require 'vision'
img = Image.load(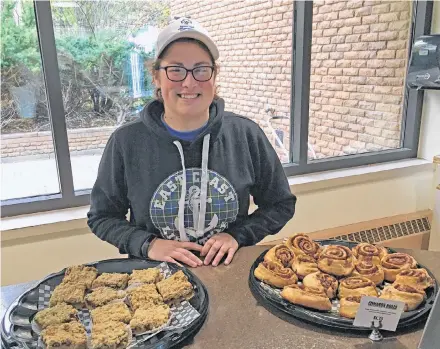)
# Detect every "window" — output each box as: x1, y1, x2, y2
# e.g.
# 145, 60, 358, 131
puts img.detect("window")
49, 0, 167, 190
309, 1, 411, 160
0, 0, 433, 217
1, 0, 59, 201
